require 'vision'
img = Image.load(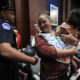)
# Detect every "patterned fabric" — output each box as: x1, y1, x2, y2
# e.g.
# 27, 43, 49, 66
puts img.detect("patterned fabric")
35, 33, 57, 57
35, 33, 69, 80
39, 33, 70, 64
